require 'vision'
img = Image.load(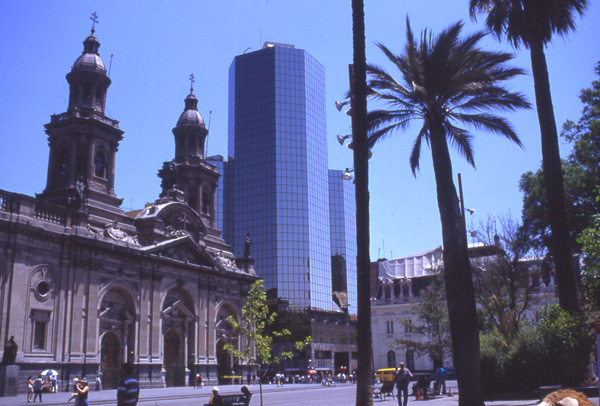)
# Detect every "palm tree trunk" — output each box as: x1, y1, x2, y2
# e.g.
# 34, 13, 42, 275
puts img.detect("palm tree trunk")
429, 123, 483, 406
351, 0, 373, 405
529, 41, 581, 313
